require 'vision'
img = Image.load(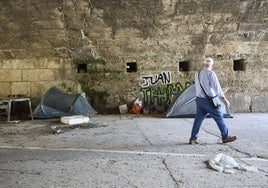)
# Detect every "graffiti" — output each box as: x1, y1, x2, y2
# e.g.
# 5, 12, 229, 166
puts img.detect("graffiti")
141, 71, 172, 87
139, 71, 193, 105
140, 82, 192, 105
